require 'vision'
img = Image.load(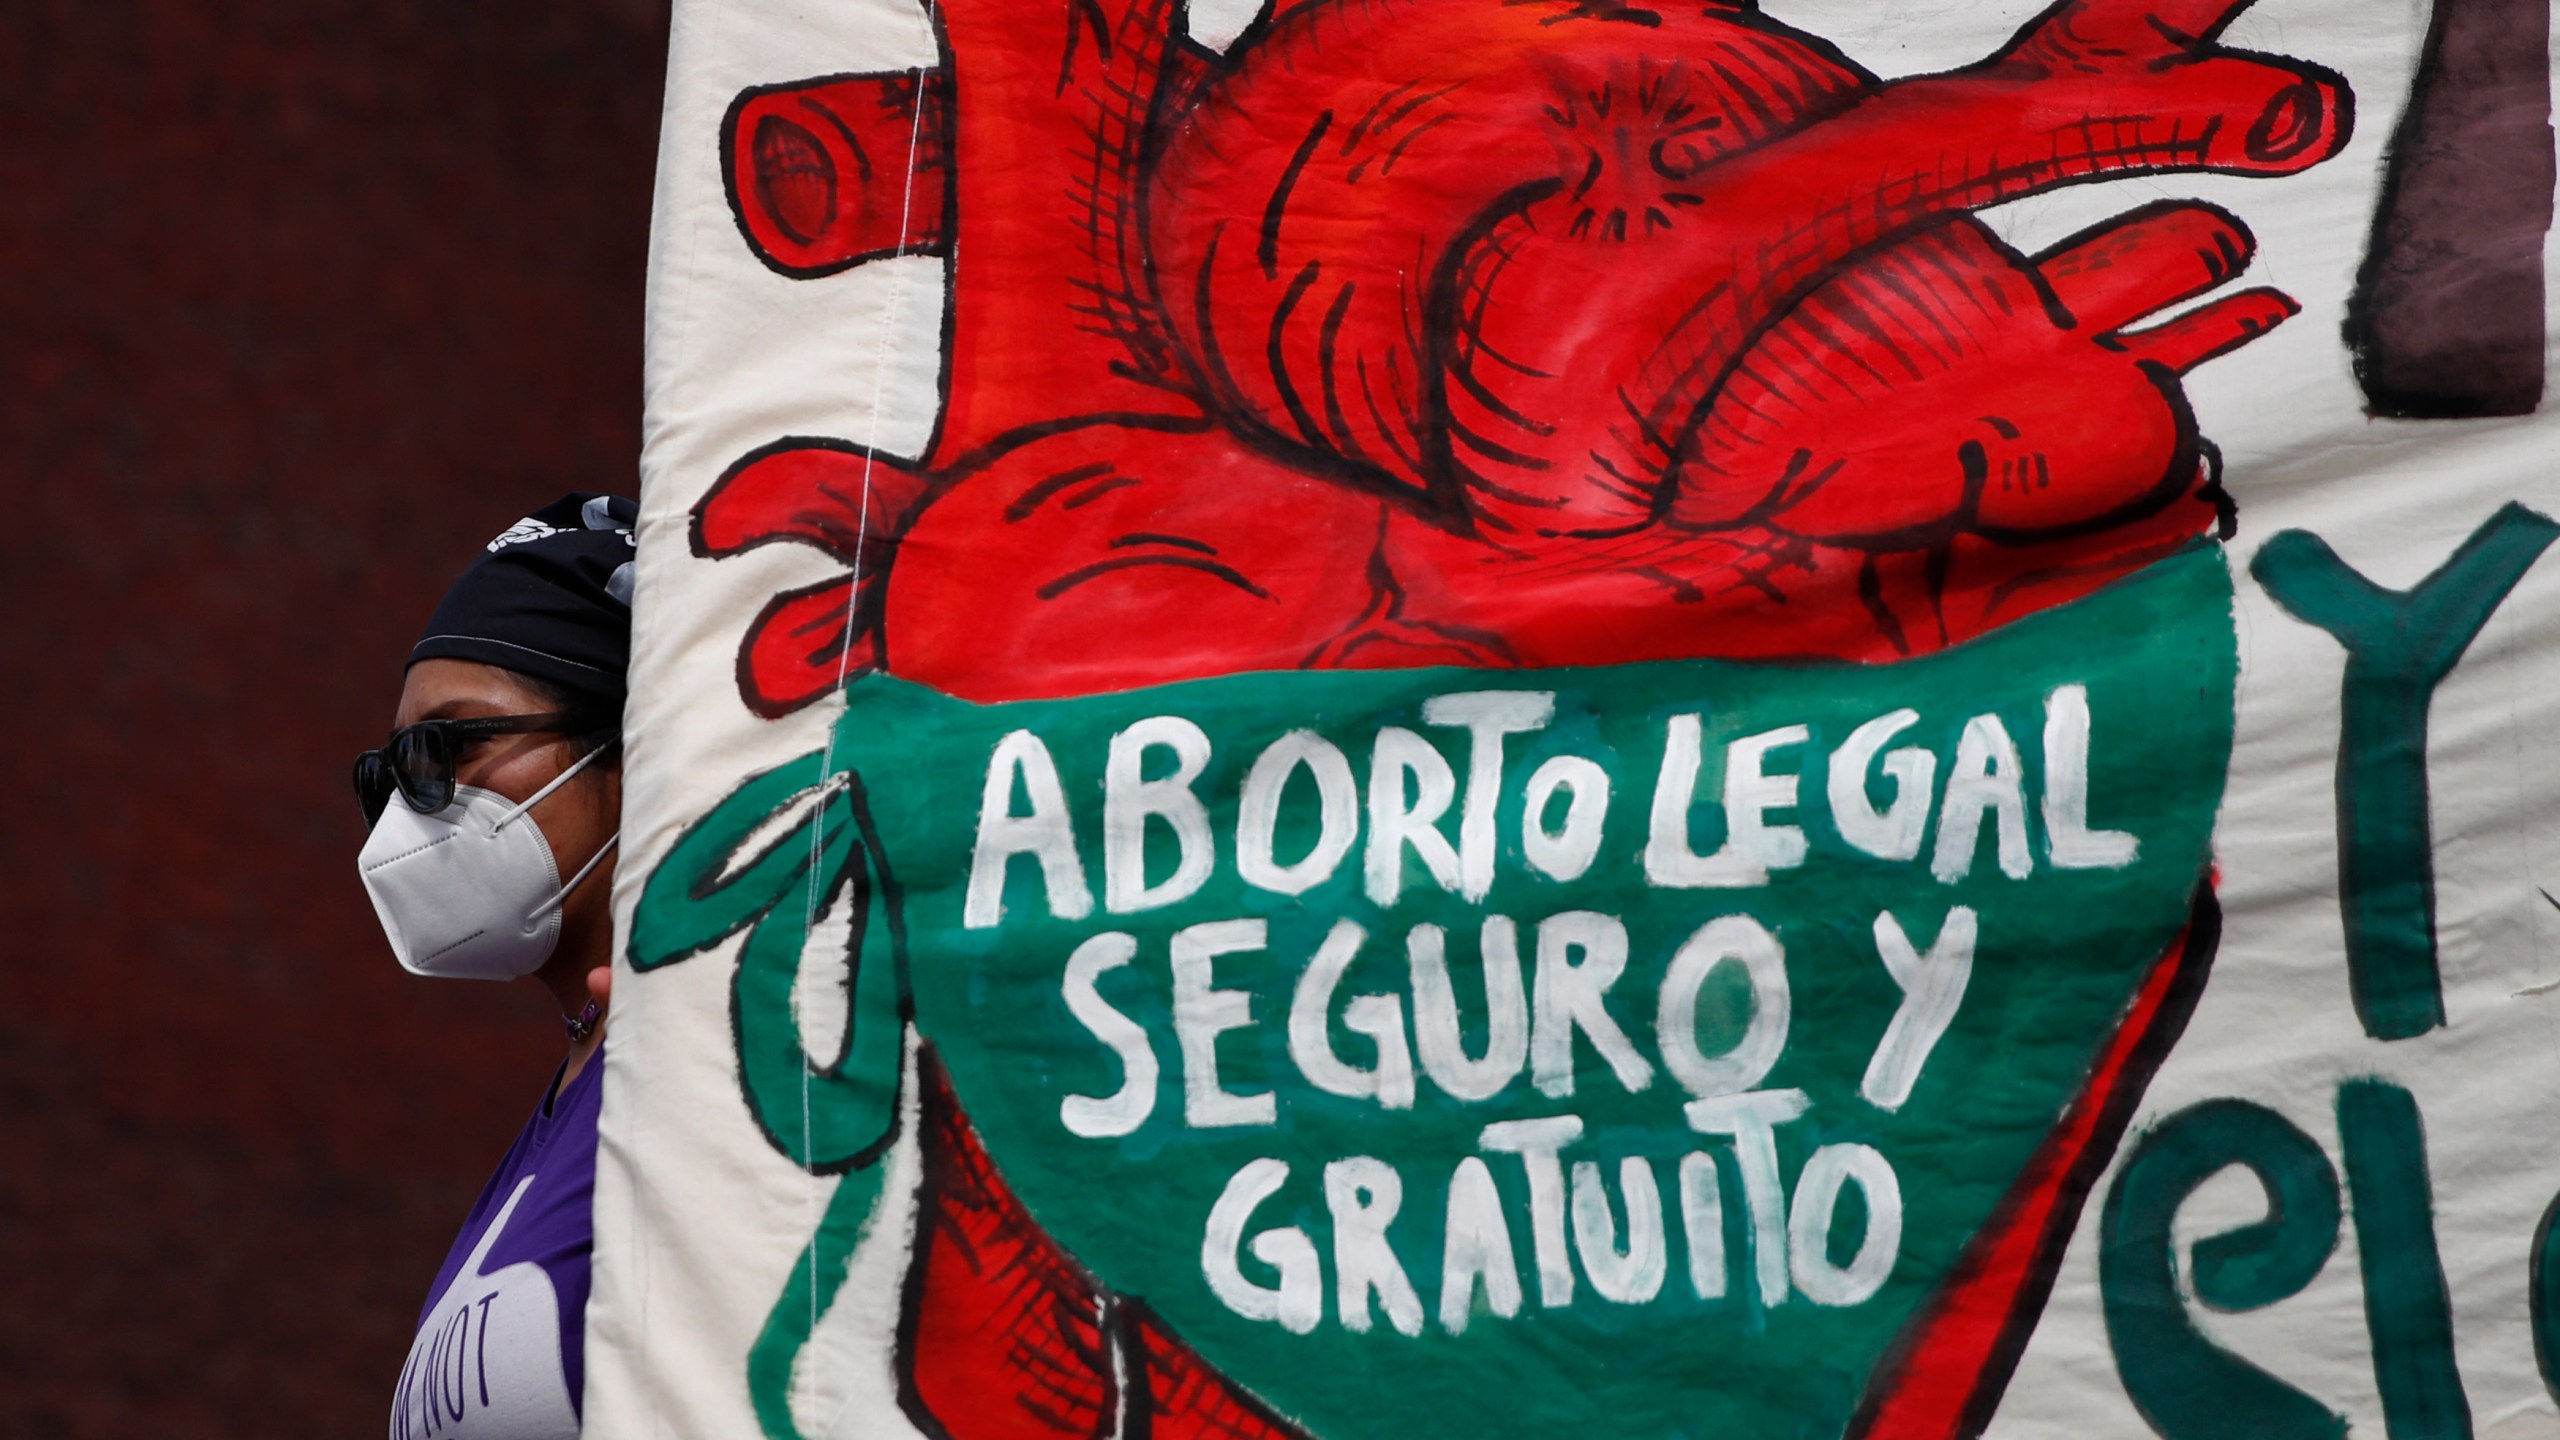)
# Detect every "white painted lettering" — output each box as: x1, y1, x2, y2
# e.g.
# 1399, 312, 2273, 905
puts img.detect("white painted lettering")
1203, 1159, 1321, 1332
1656, 914, 1789, 1099
1570, 1156, 1667, 1304
1326, 1158, 1424, 1336
1480, 1115, 1584, 1308
1858, 908, 1976, 1113
1103, 716, 1215, 913
1171, 919, 1276, 1128
1366, 728, 1464, 905
1438, 1156, 1523, 1335
1788, 1143, 1901, 1307
1289, 920, 1415, 1110
964, 730, 1093, 928
1236, 730, 1360, 895
2042, 684, 2138, 869
1421, 690, 1556, 901
1059, 932, 1157, 1138
1530, 912, 1653, 1098
1931, 714, 2032, 883
1410, 918, 1529, 1103
1647, 719, 1810, 887
1521, 755, 1611, 882
1683, 1088, 1811, 1306
1829, 709, 1936, 862
1678, 1152, 1726, 1300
